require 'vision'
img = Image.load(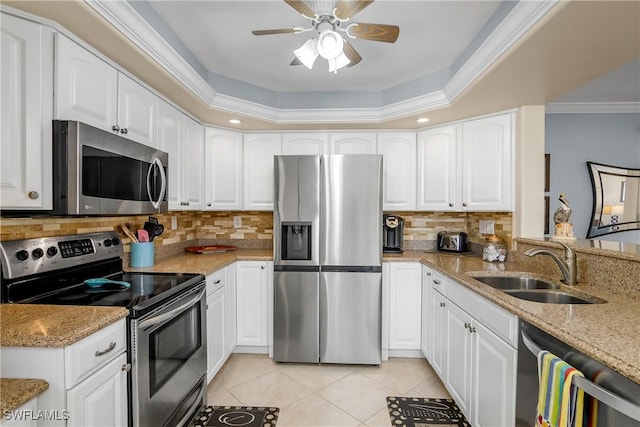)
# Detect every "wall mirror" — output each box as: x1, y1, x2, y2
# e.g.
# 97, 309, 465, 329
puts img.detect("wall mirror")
586, 162, 640, 238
